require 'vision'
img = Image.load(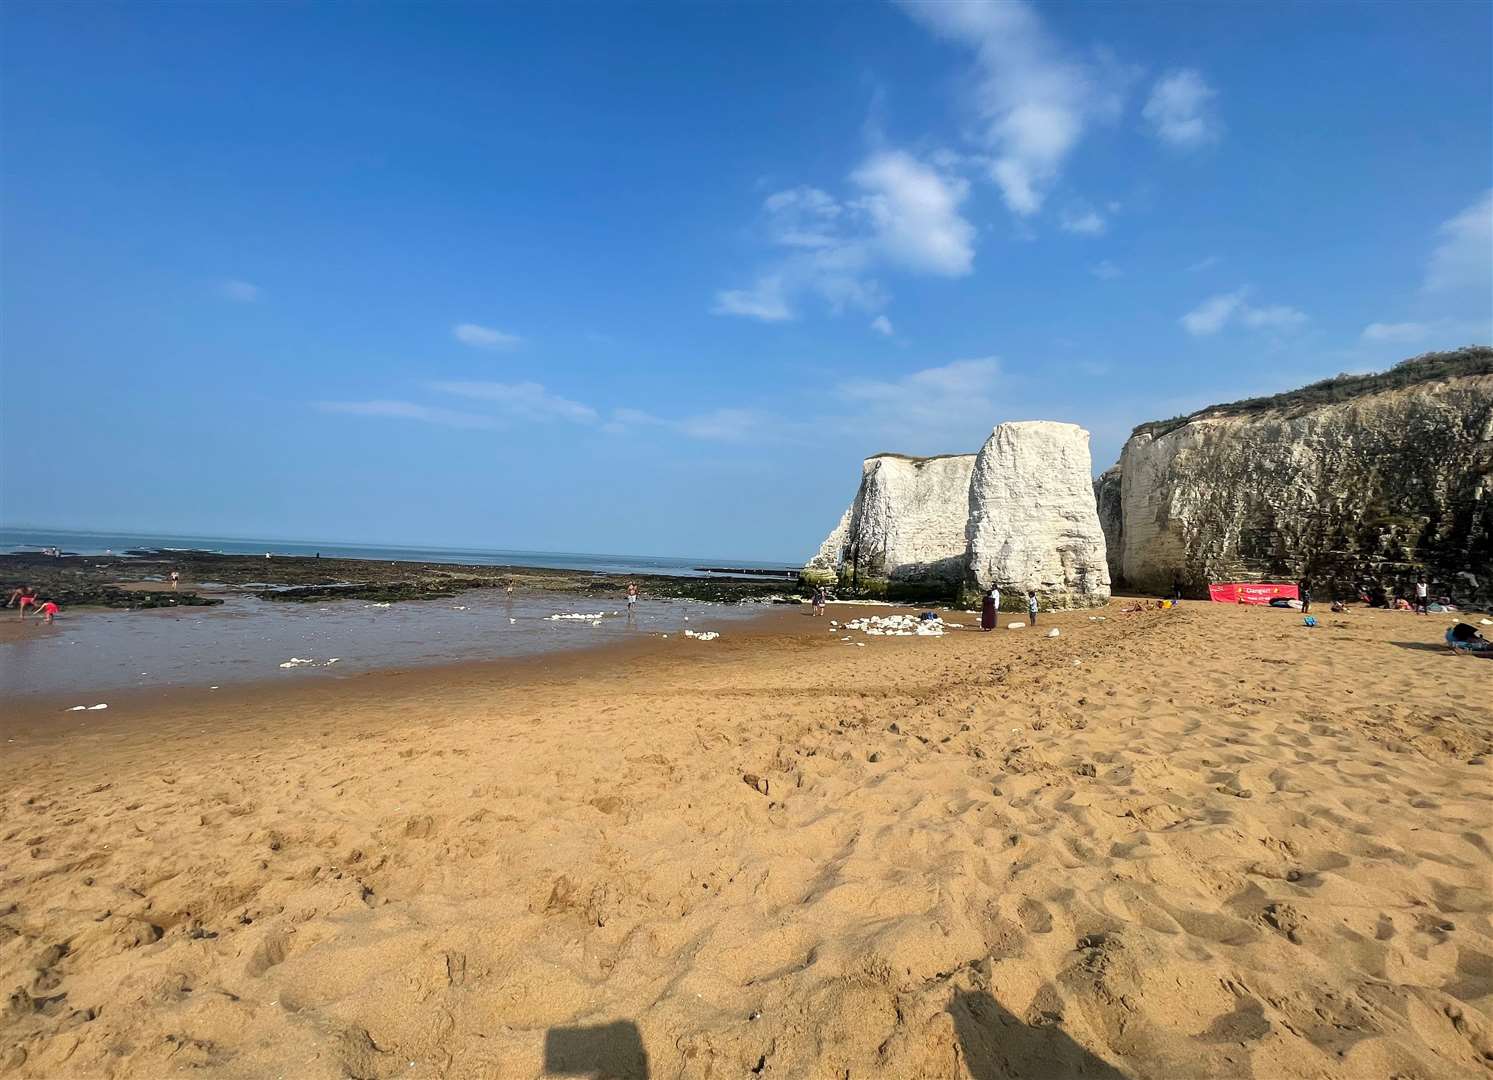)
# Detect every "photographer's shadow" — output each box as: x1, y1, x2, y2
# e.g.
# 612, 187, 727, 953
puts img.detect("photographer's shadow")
543, 1020, 649, 1079
950, 988, 1126, 1079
